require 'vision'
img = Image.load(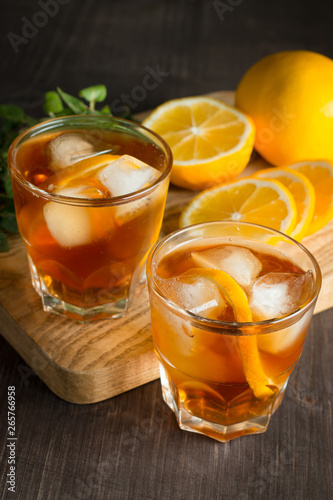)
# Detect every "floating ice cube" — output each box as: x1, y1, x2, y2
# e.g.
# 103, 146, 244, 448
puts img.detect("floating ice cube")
47, 133, 97, 169
54, 185, 106, 200
191, 245, 262, 289
43, 197, 92, 247
257, 309, 313, 353
156, 274, 226, 319
249, 271, 313, 321
54, 186, 88, 198
98, 154, 161, 223
97, 154, 160, 197
43, 186, 116, 246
